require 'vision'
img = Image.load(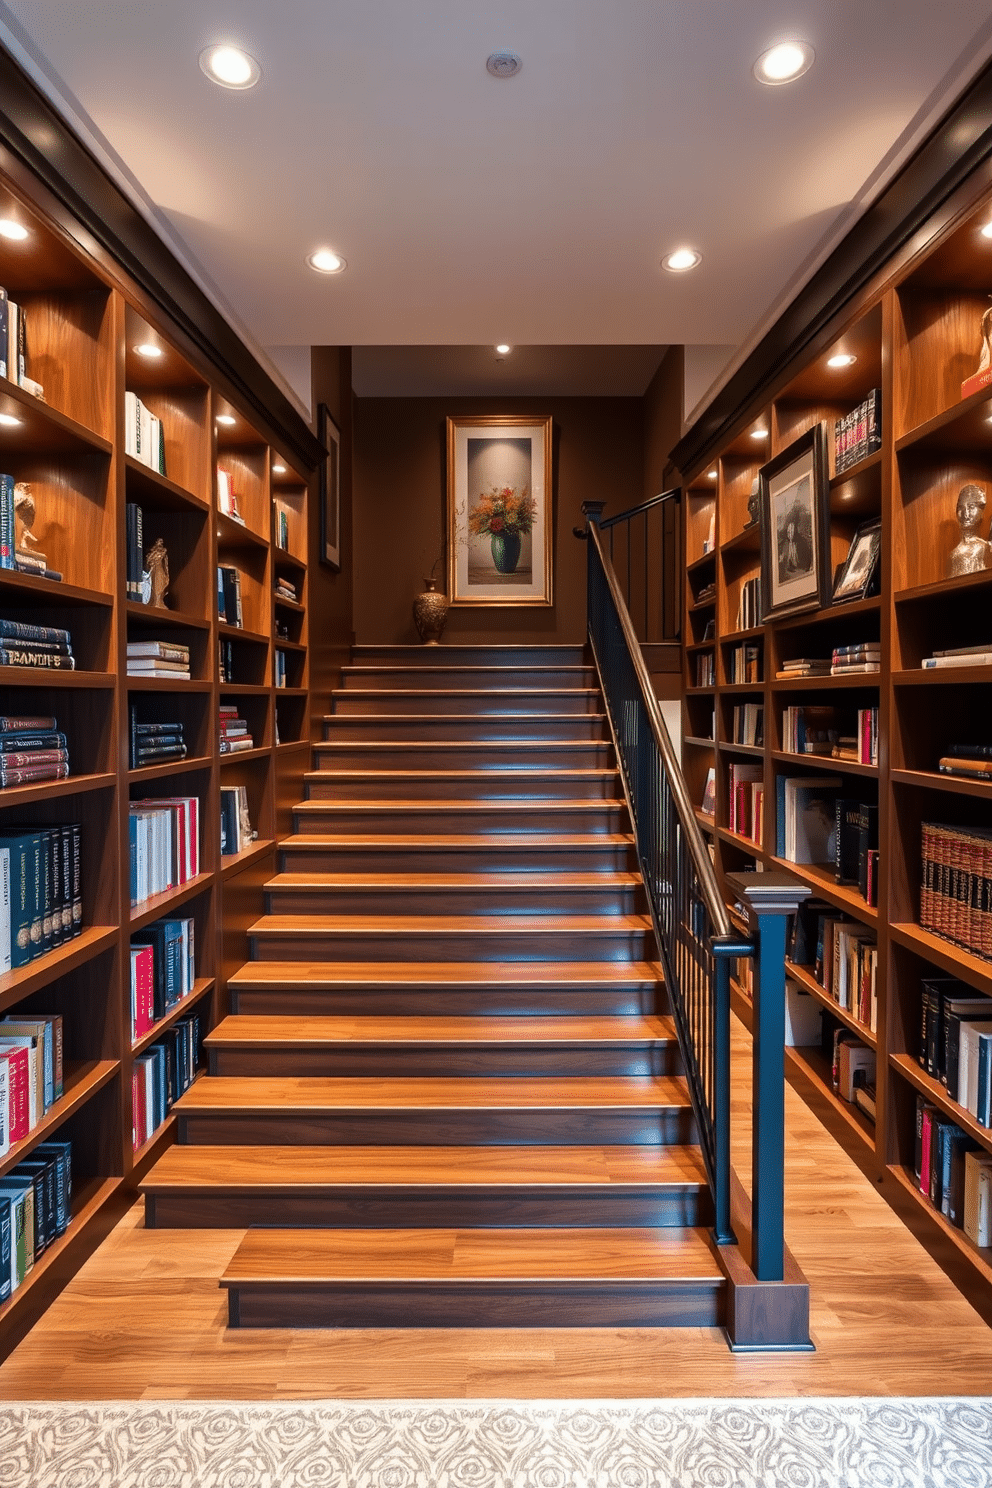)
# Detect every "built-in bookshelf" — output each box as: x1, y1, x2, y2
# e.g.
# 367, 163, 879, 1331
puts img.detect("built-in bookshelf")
0, 151, 316, 1352
677, 166, 992, 1322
